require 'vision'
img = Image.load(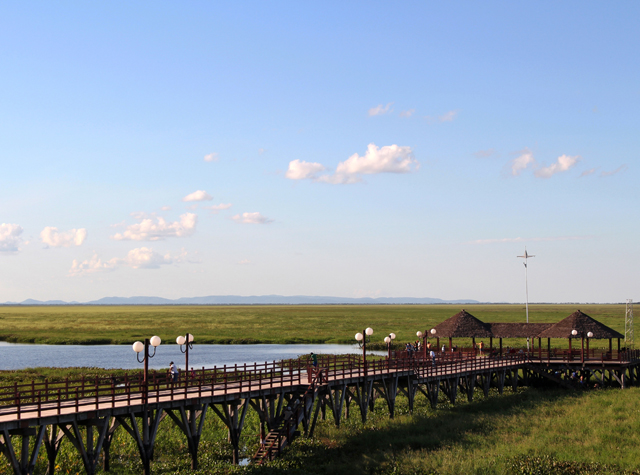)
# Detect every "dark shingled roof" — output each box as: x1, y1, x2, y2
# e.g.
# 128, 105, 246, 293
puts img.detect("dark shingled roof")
537, 310, 624, 339
486, 323, 553, 338
430, 310, 493, 338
